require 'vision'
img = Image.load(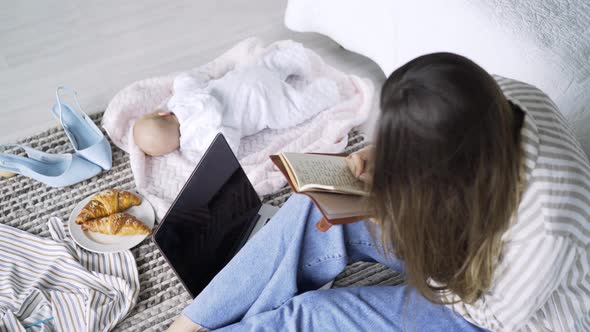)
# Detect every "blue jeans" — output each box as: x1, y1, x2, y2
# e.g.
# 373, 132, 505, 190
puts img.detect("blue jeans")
183, 194, 484, 331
